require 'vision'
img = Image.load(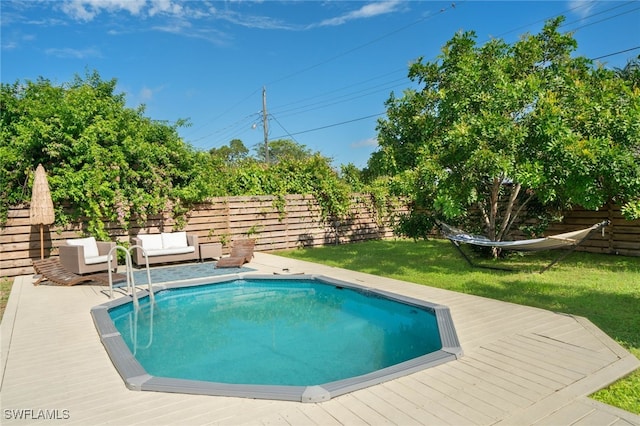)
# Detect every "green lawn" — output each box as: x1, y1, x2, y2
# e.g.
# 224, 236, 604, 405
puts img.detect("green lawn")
0, 277, 12, 322
275, 238, 640, 414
